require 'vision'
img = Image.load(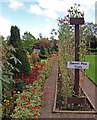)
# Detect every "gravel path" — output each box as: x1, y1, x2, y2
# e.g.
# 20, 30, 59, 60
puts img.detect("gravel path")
80, 71, 97, 111
40, 57, 97, 119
